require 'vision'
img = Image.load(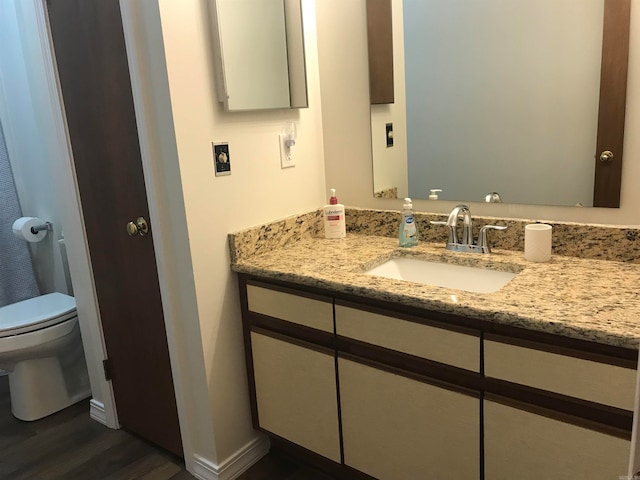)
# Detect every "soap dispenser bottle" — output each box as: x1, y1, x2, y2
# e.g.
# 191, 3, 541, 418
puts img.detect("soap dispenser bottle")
399, 198, 418, 247
323, 188, 346, 239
